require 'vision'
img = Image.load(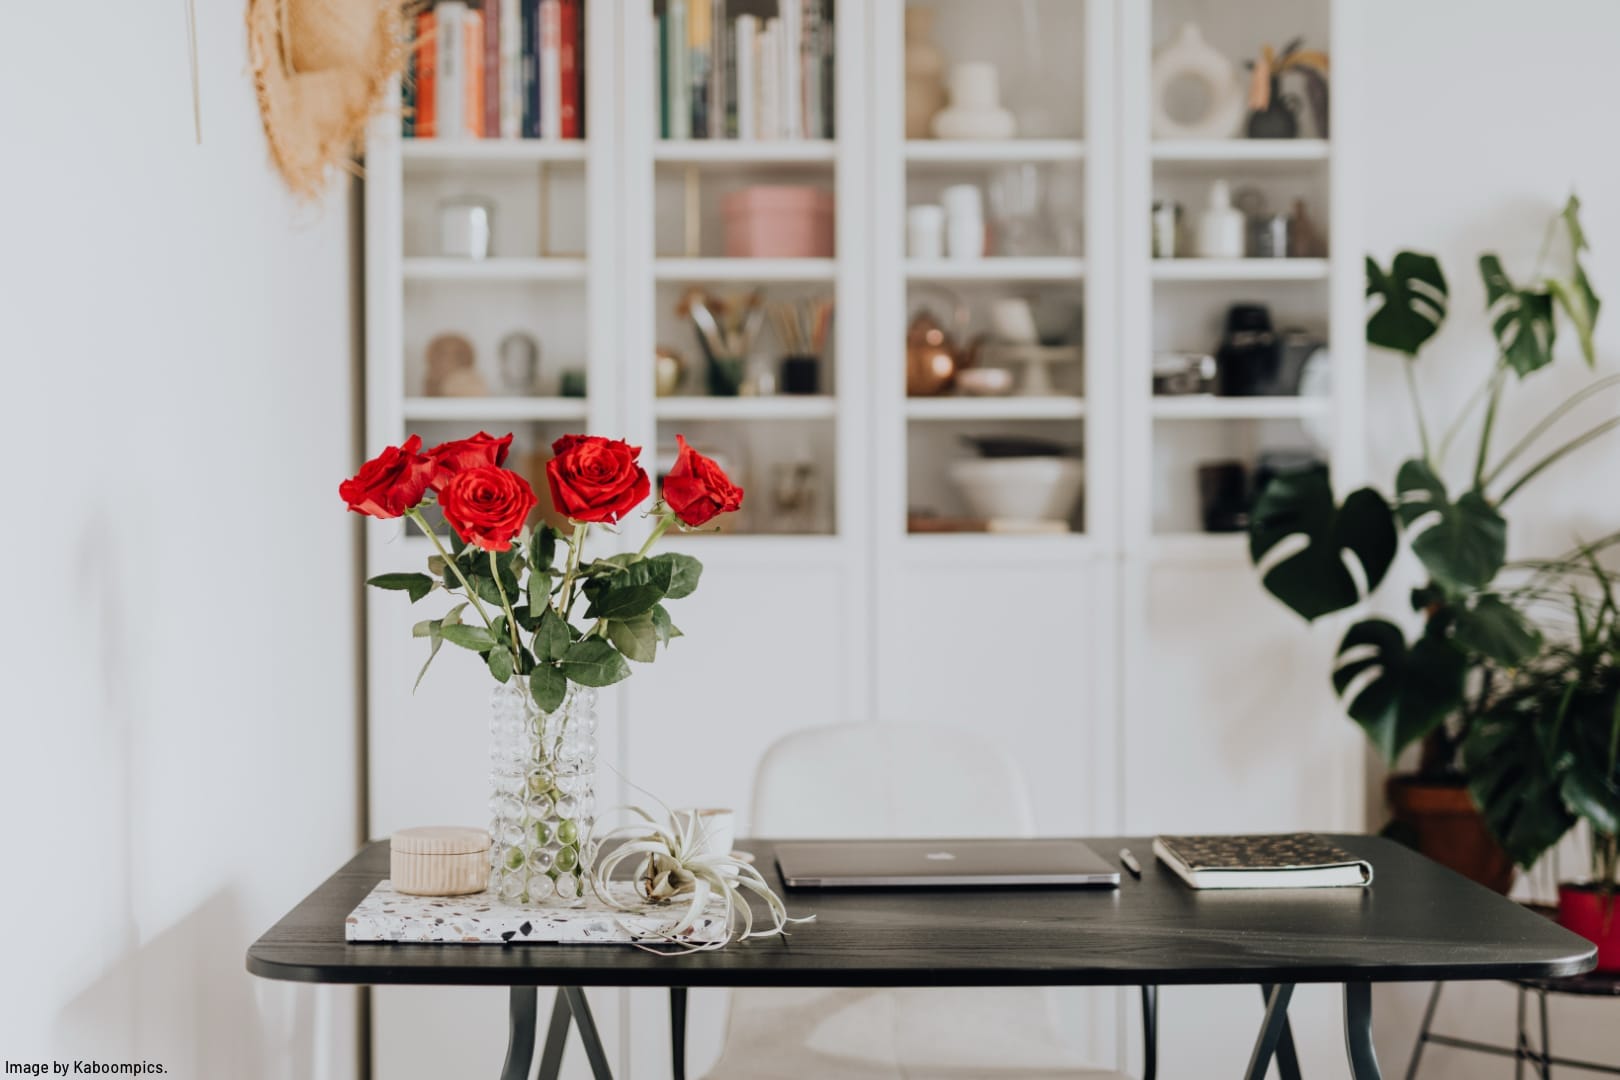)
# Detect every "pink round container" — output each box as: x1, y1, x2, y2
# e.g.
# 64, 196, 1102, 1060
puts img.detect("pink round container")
720, 186, 835, 258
